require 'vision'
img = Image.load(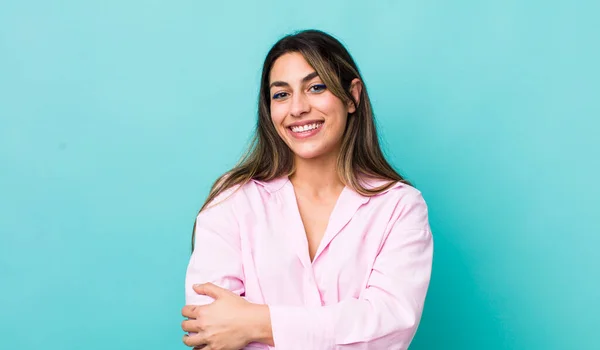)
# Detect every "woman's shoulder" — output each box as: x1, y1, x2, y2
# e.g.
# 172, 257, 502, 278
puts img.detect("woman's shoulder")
360, 177, 430, 229
360, 177, 425, 202
203, 177, 287, 210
